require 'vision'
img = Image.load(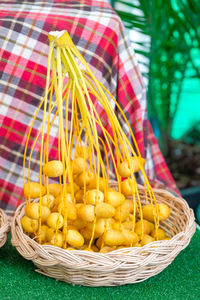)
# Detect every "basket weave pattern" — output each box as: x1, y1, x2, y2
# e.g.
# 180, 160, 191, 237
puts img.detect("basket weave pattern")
0, 209, 10, 248
11, 185, 195, 286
